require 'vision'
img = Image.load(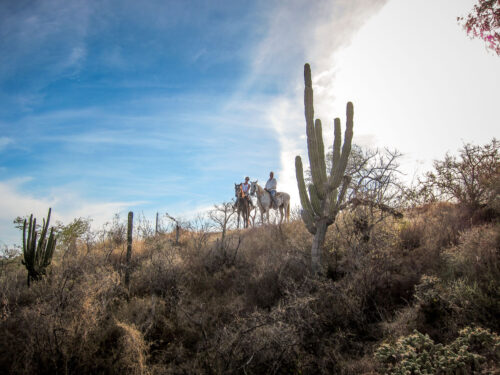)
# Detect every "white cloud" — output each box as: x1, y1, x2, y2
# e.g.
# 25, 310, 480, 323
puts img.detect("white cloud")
242, 0, 388, 205
0, 178, 144, 247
